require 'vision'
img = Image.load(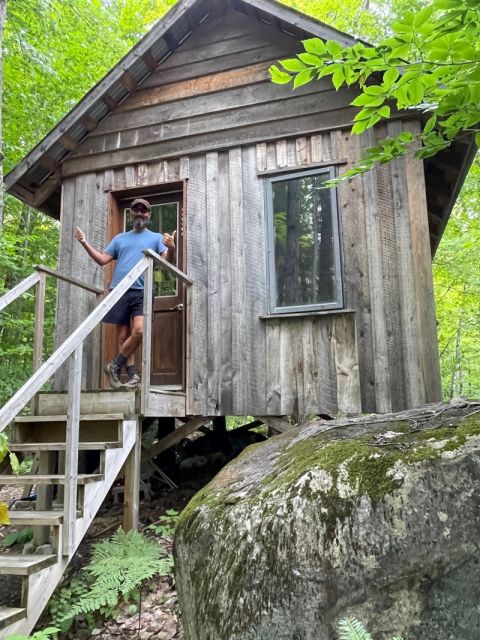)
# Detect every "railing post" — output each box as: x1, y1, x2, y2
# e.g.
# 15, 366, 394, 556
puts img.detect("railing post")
93, 292, 103, 389
141, 257, 154, 414
33, 270, 46, 372
63, 344, 82, 556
